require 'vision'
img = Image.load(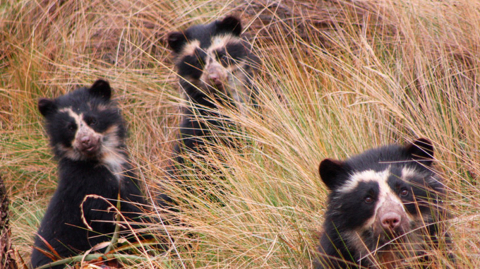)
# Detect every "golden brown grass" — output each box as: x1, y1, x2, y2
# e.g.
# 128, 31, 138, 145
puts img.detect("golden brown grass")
1, 0, 479, 267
